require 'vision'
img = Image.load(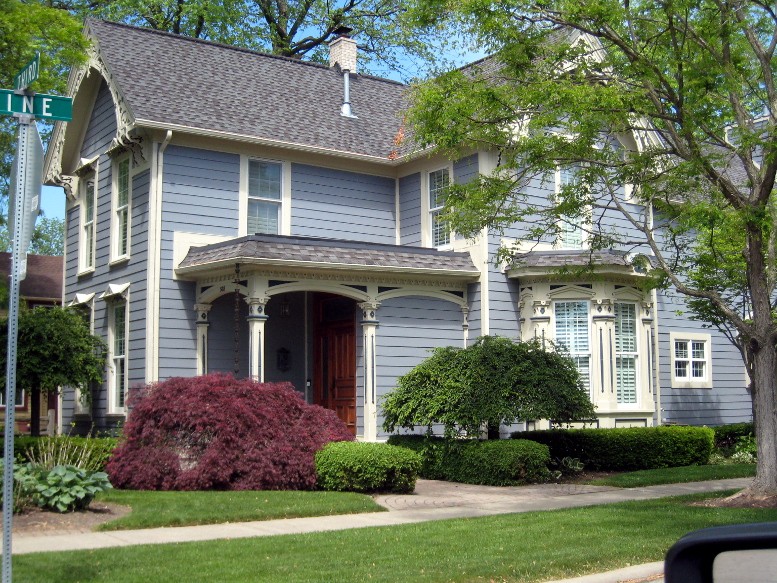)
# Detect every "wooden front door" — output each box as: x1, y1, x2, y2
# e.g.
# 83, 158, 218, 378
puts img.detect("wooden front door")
314, 296, 357, 434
